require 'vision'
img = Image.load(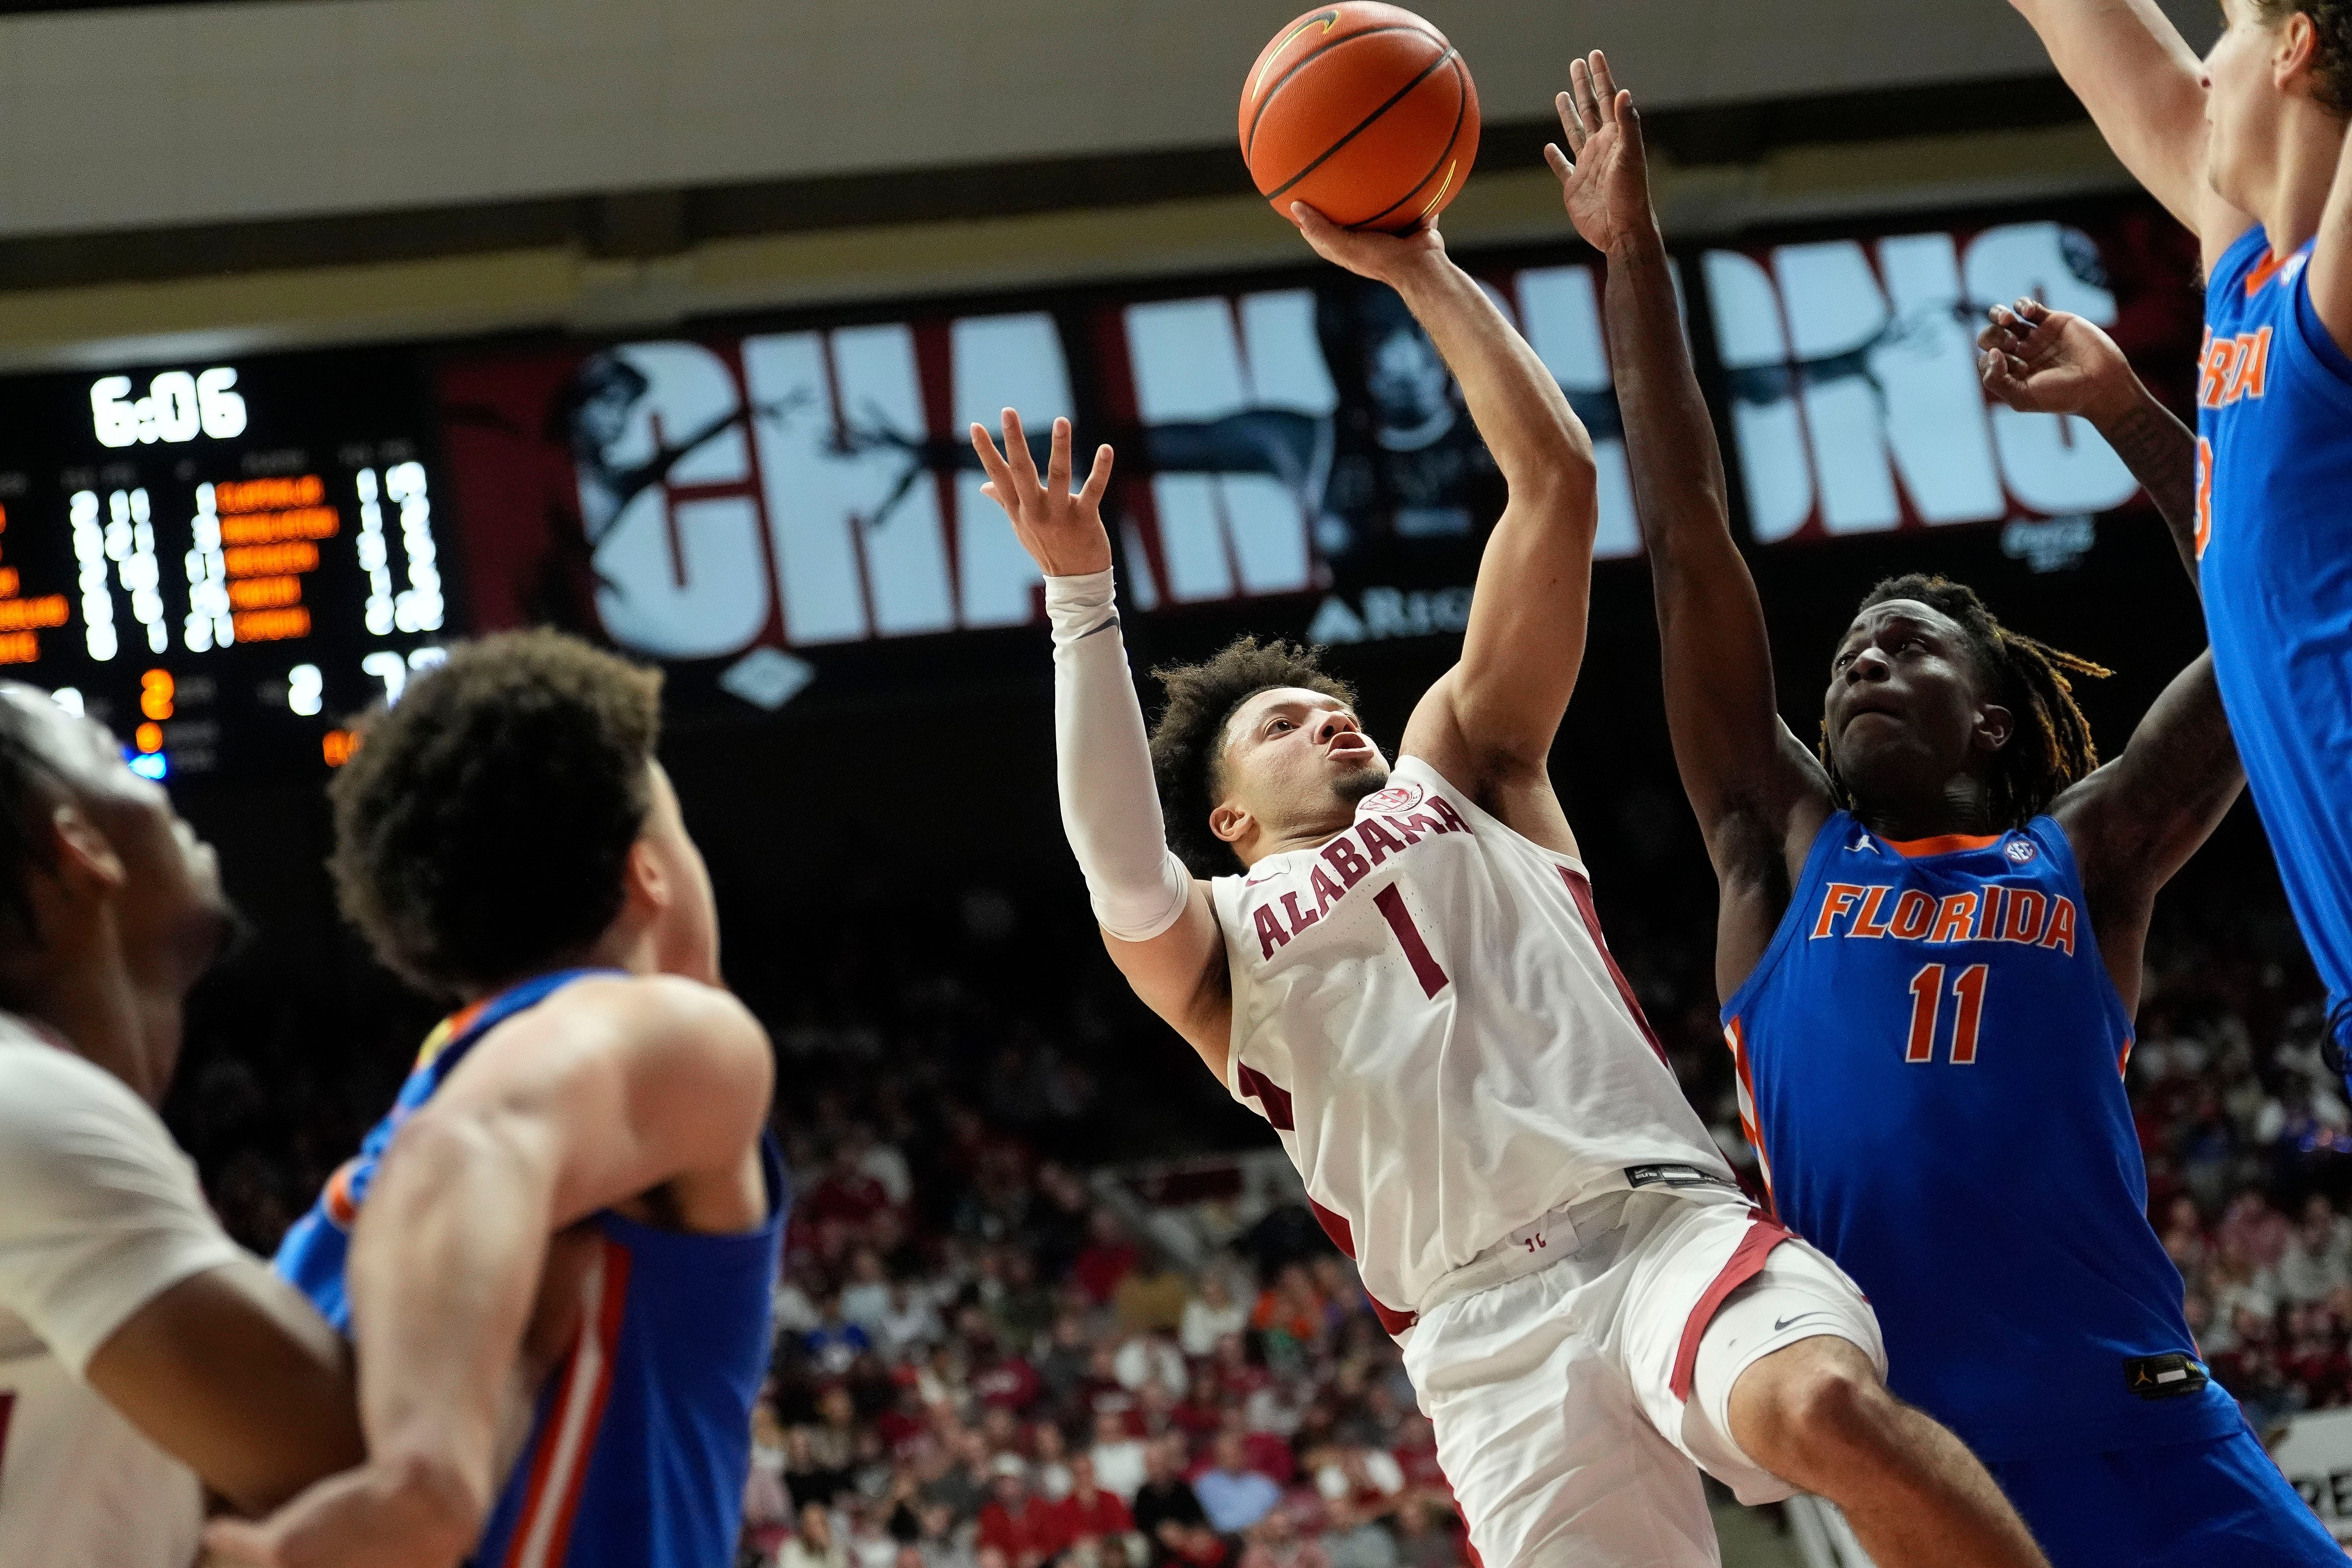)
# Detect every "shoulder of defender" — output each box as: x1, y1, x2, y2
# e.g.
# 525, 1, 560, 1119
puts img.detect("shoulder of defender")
466, 973, 773, 1101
